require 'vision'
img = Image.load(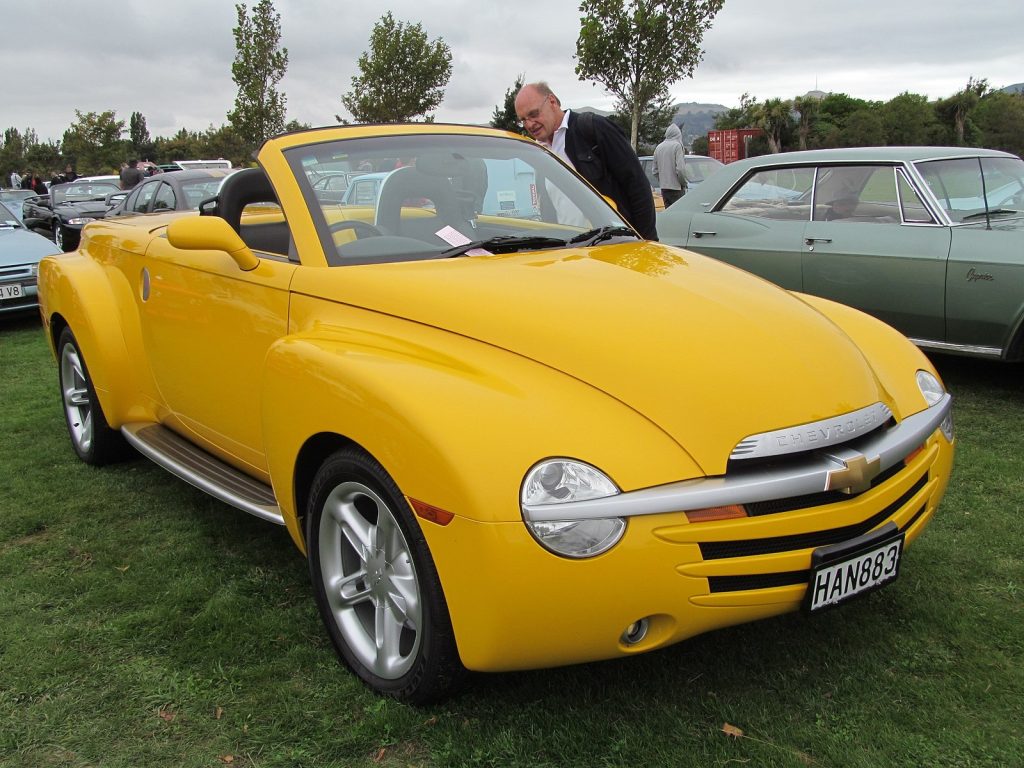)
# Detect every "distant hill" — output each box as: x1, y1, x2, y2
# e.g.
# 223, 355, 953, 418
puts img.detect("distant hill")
577, 102, 727, 149
1000, 82, 1024, 94
670, 102, 727, 148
